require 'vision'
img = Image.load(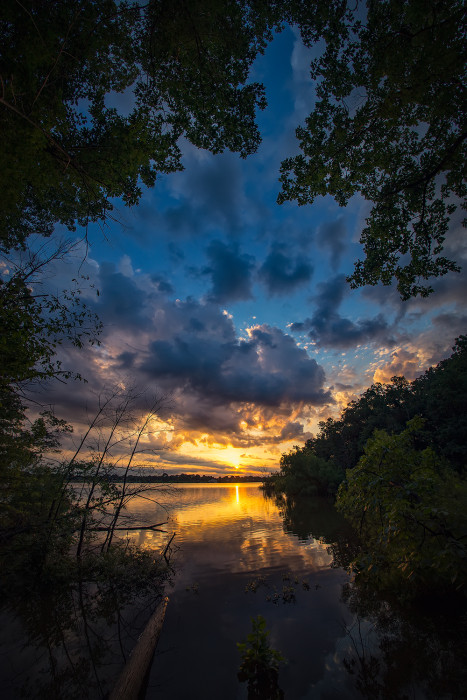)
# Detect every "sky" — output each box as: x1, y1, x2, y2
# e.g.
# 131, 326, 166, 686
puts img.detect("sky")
33, 26, 467, 476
